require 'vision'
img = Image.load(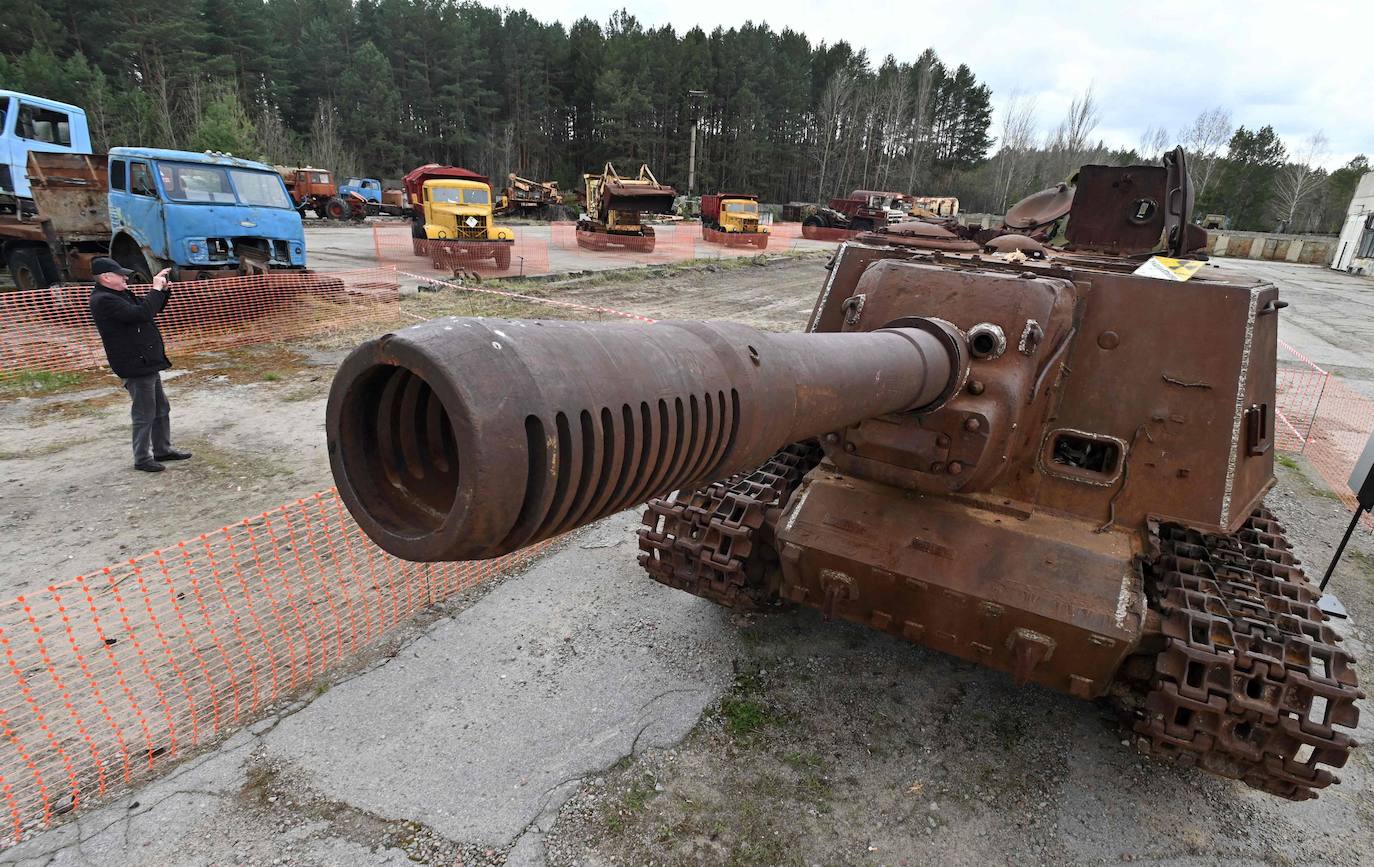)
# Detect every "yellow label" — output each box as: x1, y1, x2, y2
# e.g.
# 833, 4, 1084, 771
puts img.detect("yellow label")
1132, 256, 1205, 282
